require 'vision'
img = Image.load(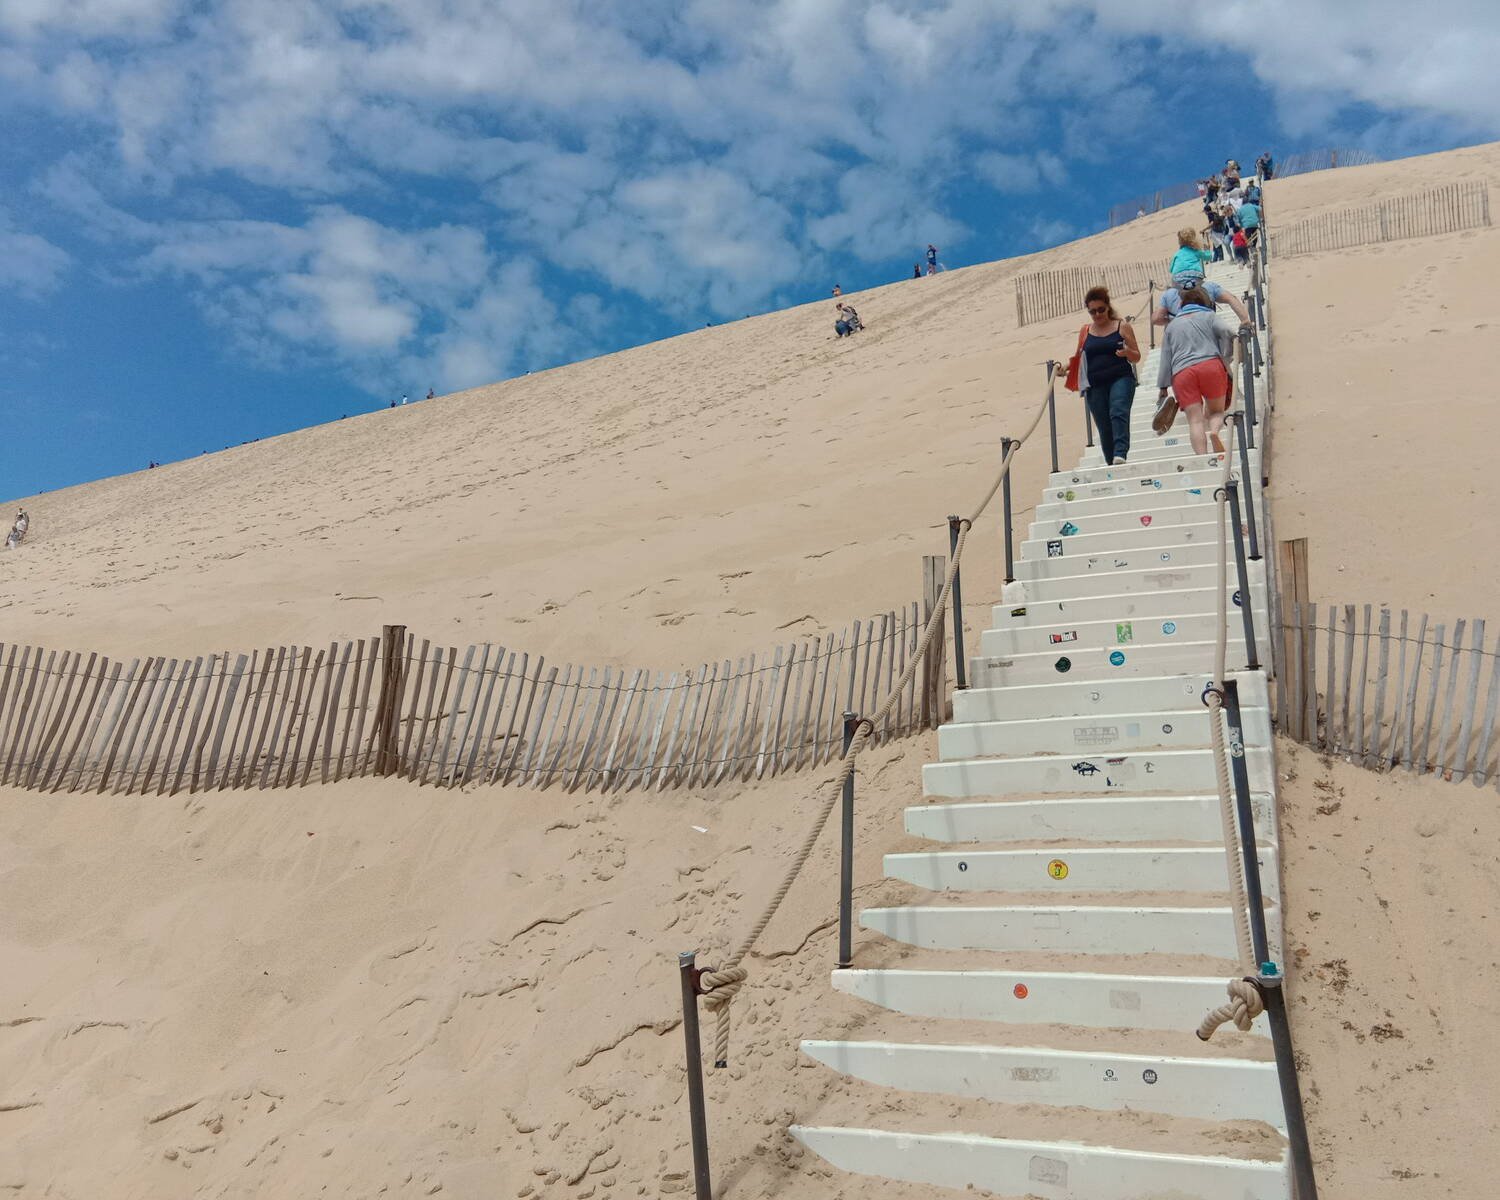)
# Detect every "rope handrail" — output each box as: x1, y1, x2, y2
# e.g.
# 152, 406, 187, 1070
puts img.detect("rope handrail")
697, 364, 1062, 1066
